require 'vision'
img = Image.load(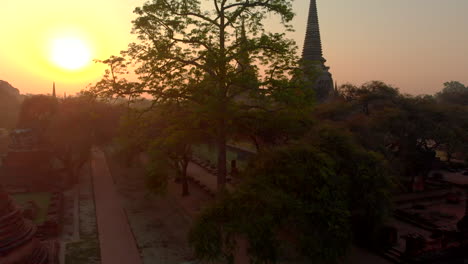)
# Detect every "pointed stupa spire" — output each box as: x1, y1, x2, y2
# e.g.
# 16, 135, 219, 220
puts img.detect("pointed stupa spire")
237, 17, 251, 71
302, 0, 334, 102
302, 0, 325, 63
52, 82, 56, 98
